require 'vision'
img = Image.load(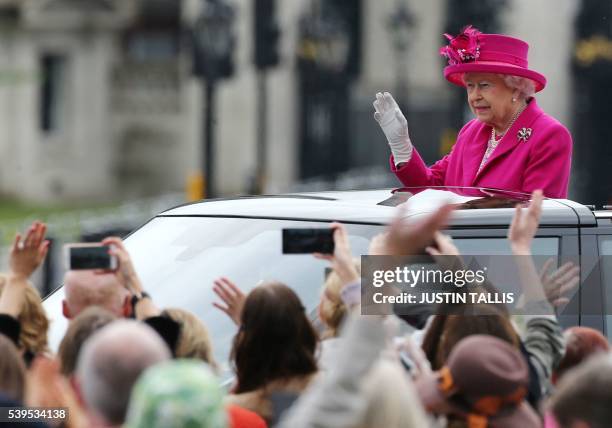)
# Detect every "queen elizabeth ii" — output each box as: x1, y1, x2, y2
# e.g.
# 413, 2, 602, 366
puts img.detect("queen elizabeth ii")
374, 26, 572, 198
